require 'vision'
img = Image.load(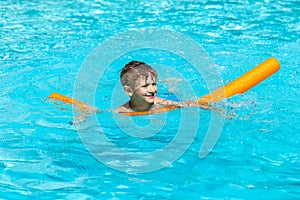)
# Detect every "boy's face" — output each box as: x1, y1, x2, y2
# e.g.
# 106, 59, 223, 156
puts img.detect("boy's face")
127, 74, 158, 104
